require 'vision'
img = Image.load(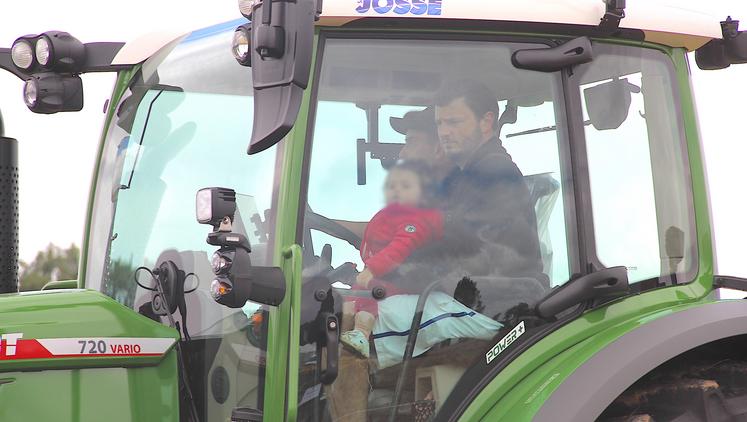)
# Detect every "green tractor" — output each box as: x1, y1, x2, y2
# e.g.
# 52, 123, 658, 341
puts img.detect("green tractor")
2, 0, 747, 420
